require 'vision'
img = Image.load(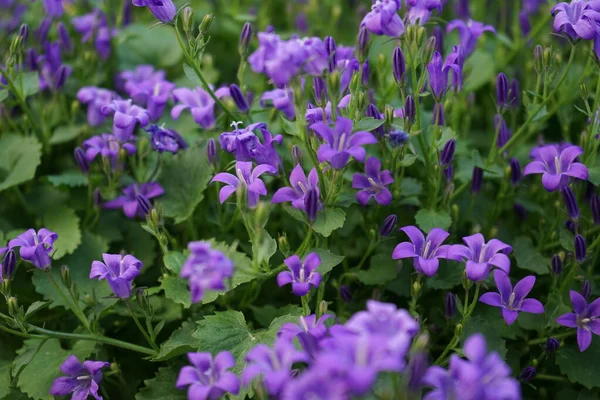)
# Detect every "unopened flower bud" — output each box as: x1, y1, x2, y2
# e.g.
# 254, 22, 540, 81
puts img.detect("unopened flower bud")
229, 84, 249, 112
357, 26, 370, 61
74, 147, 89, 174
534, 45, 543, 72
519, 366, 536, 382
404, 95, 416, 125
393, 46, 405, 84
324, 36, 337, 73
440, 139, 456, 166
380, 214, 398, 237
407, 351, 429, 392
19, 24, 28, 44
58, 23, 72, 52
366, 103, 384, 136
137, 195, 152, 217
411, 280, 422, 297
291, 145, 302, 165
545, 338, 560, 352
278, 235, 290, 256
318, 300, 328, 317
313, 77, 327, 105
181, 7, 195, 36
542, 46, 553, 69
7, 296, 19, 317
445, 292, 456, 319
496, 73, 508, 110
60, 265, 72, 288
561, 186, 580, 221
472, 167, 483, 194
306, 188, 319, 223
135, 288, 151, 313
591, 195, 600, 225
199, 14, 215, 36
424, 36, 437, 64
551, 254, 562, 275
454, 323, 463, 337
510, 158, 521, 185
340, 285, 353, 303
575, 234, 586, 262
54, 65, 69, 90
239, 22, 252, 56
582, 280, 591, 300
2, 250, 16, 281
207, 138, 218, 167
